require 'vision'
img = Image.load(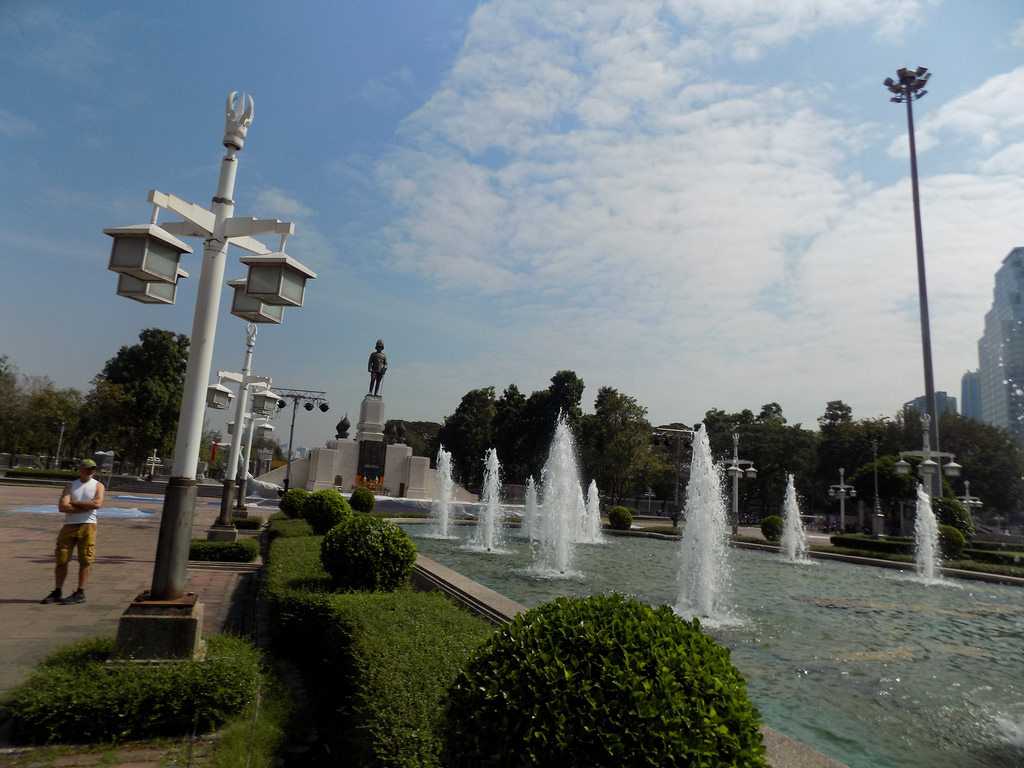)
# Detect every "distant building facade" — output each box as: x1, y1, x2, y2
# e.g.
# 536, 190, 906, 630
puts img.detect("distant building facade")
978, 247, 1024, 443
903, 392, 957, 419
961, 369, 982, 422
